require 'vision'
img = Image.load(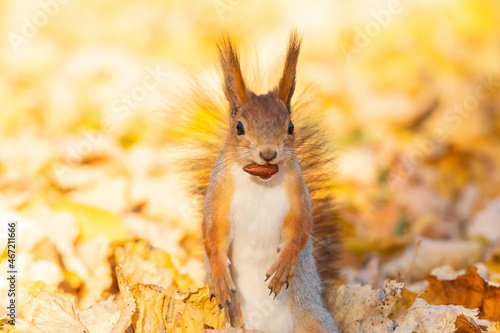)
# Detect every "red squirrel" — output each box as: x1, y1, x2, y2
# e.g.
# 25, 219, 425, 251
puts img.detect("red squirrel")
201, 31, 339, 332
